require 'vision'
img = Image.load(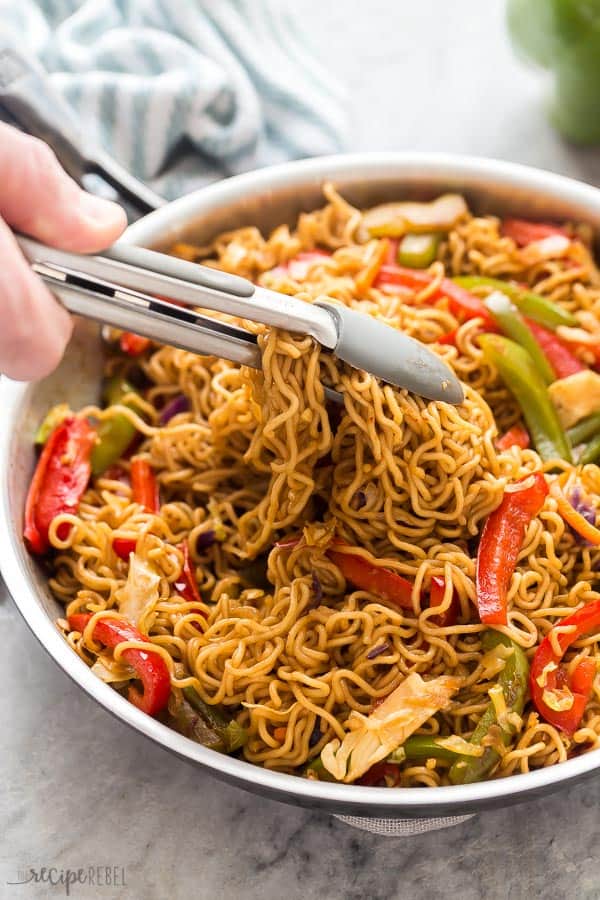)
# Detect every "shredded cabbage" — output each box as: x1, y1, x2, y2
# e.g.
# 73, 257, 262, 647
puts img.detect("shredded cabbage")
542, 687, 575, 712
115, 553, 160, 626
91, 654, 134, 684
434, 735, 484, 757
535, 660, 558, 689
320, 672, 462, 783
480, 643, 514, 680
